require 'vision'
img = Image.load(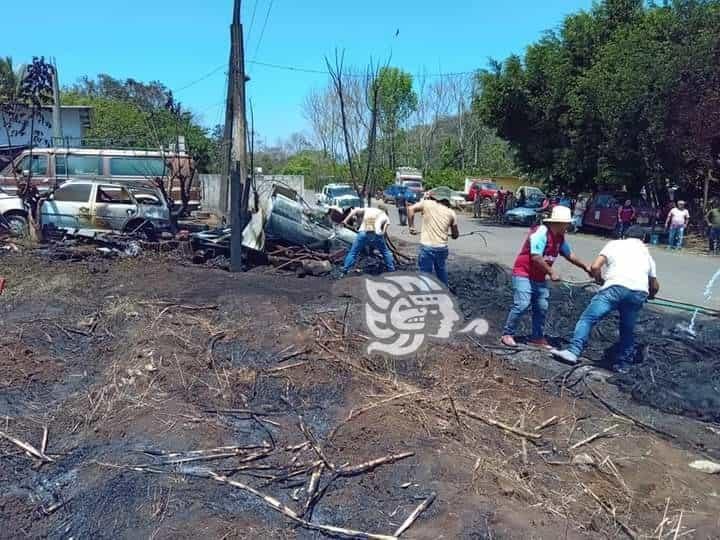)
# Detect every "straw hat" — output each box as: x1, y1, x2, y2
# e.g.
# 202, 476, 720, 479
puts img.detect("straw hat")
543, 205, 573, 224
